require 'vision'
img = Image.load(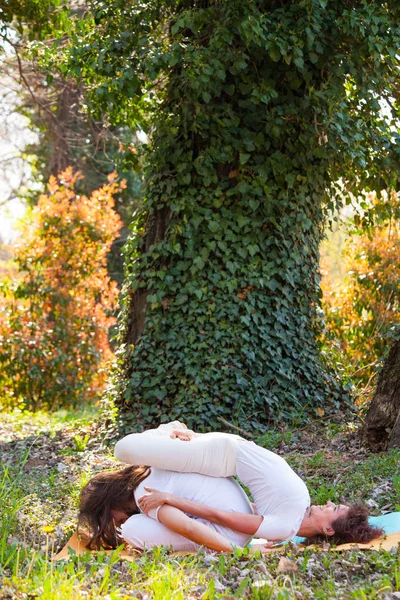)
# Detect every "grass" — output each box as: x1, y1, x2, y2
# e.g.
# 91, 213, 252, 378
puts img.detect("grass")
1, 408, 400, 599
